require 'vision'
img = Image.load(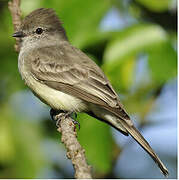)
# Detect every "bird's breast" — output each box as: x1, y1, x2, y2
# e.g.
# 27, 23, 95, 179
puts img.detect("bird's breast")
18, 50, 88, 112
